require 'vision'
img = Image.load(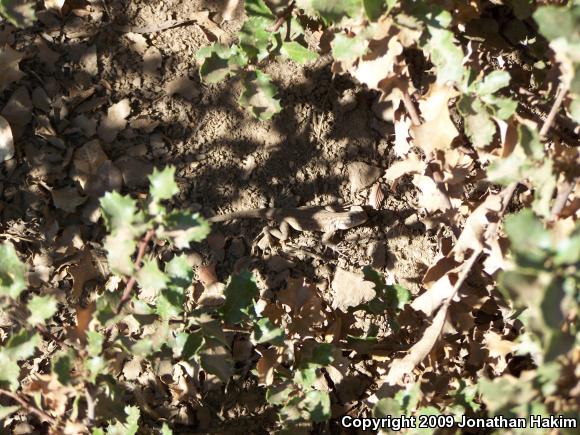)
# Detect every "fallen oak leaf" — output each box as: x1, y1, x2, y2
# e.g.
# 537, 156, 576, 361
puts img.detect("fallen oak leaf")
331, 268, 376, 312
0, 45, 25, 92
0, 115, 14, 161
